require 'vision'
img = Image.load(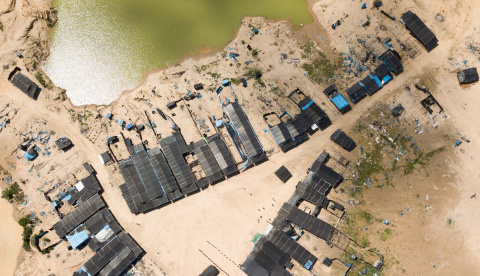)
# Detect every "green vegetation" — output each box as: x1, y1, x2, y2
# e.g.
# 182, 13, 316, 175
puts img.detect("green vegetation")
446, 218, 453, 225
380, 228, 392, 241
252, 49, 259, 57
0, 21, 3, 31
18, 216, 34, 251
2, 182, 22, 201
353, 144, 384, 188
229, 78, 242, 85
35, 71, 54, 89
